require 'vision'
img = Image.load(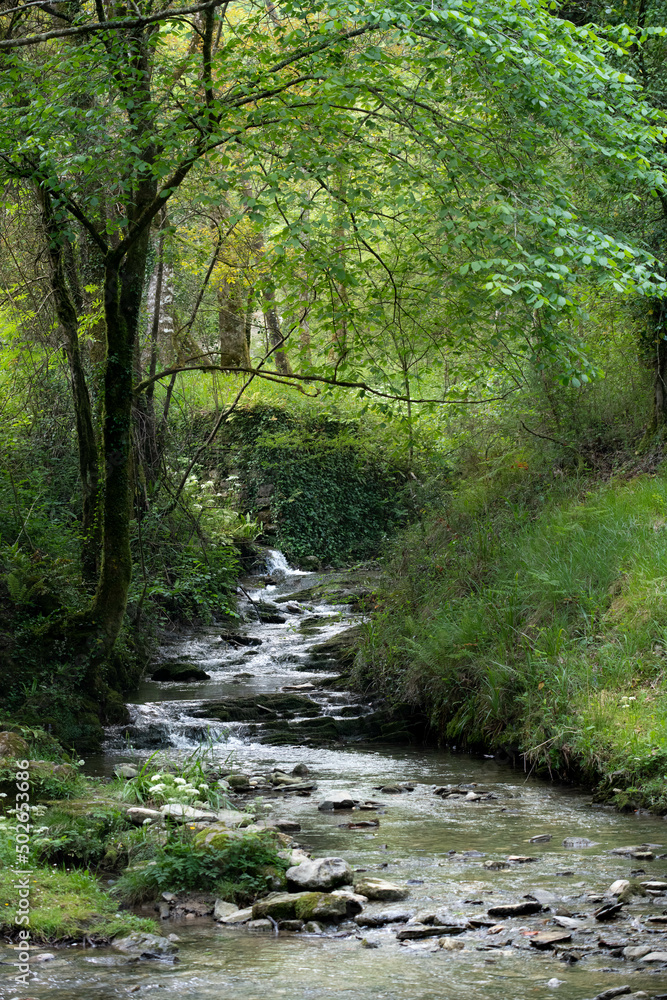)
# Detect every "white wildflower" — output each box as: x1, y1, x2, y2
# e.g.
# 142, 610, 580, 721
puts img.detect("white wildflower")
173, 777, 187, 786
